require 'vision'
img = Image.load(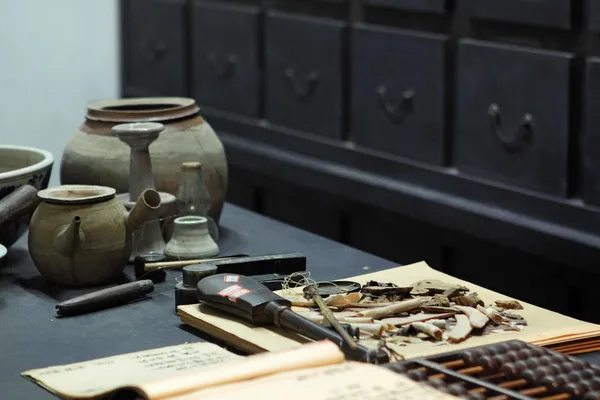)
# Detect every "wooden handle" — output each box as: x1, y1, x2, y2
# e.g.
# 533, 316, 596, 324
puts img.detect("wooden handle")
145, 256, 243, 271
0, 185, 40, 232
